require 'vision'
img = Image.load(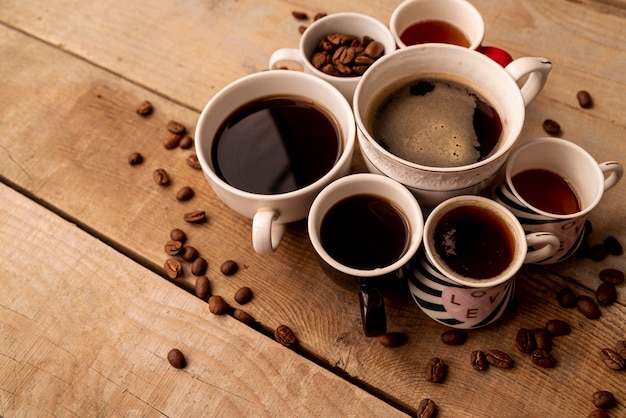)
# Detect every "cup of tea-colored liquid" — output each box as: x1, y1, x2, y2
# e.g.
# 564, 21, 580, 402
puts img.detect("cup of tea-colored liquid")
195, 70, 355, 255
407, 195, 560, 329
308, 173, 424, 337
493, 137, 623, 264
